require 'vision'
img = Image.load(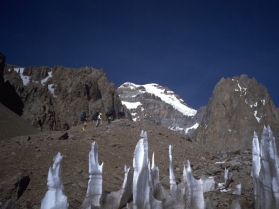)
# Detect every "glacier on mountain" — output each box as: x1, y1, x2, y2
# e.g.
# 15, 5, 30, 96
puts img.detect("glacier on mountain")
119, 82, 197, 116
118, 82, 200, 135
